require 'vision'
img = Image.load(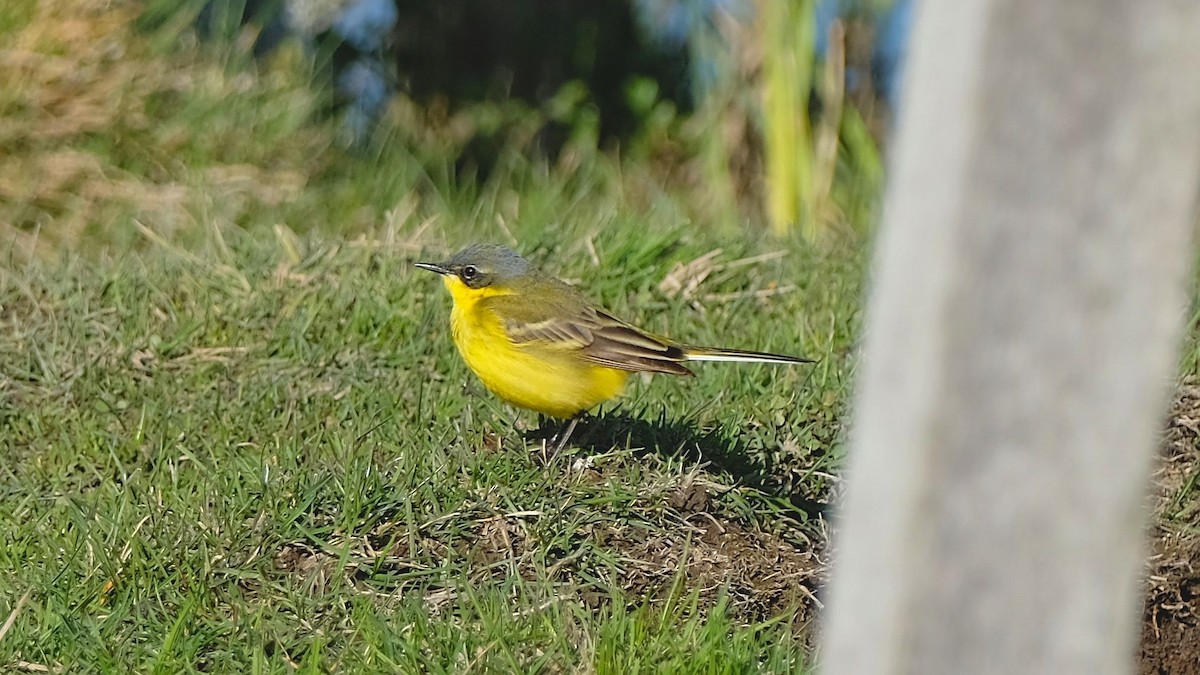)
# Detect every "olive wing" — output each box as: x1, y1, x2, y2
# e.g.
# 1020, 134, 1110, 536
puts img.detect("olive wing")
484, 292, 693, 376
